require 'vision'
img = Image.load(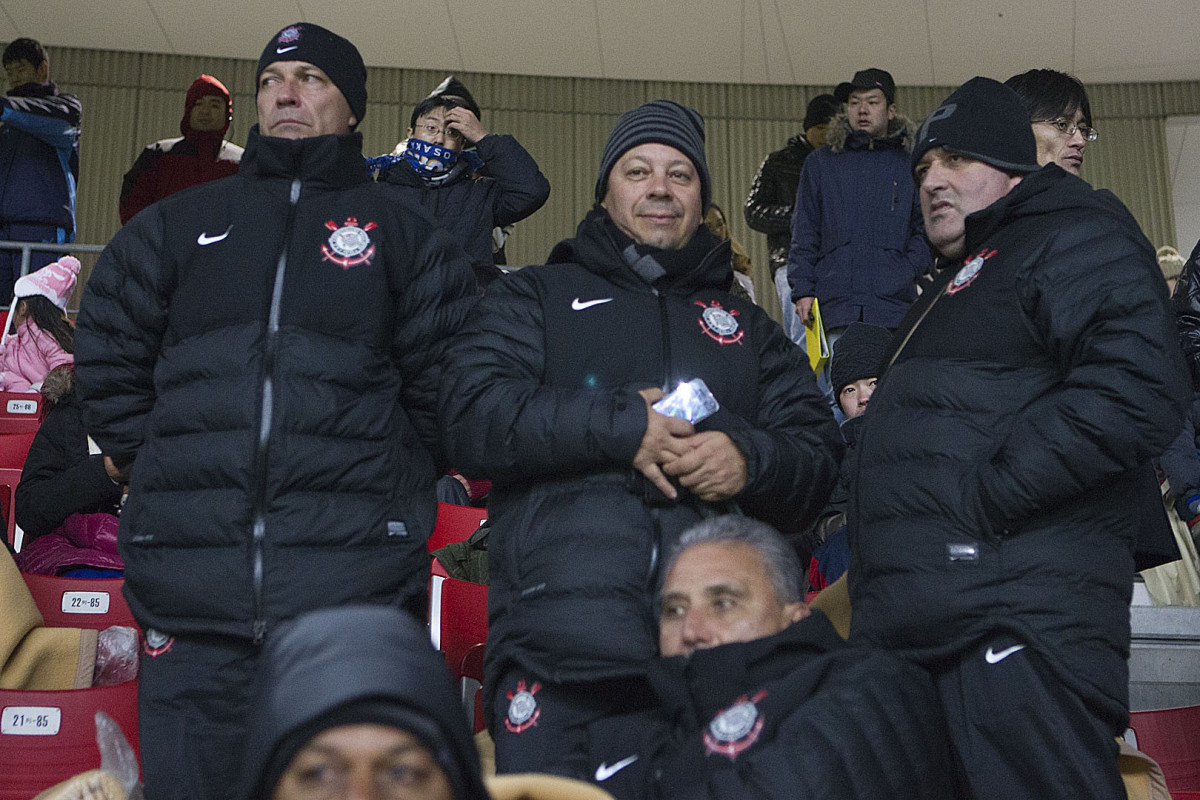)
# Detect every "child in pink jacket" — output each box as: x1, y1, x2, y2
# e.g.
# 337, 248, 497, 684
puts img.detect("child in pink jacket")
0, 255, 79, 393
